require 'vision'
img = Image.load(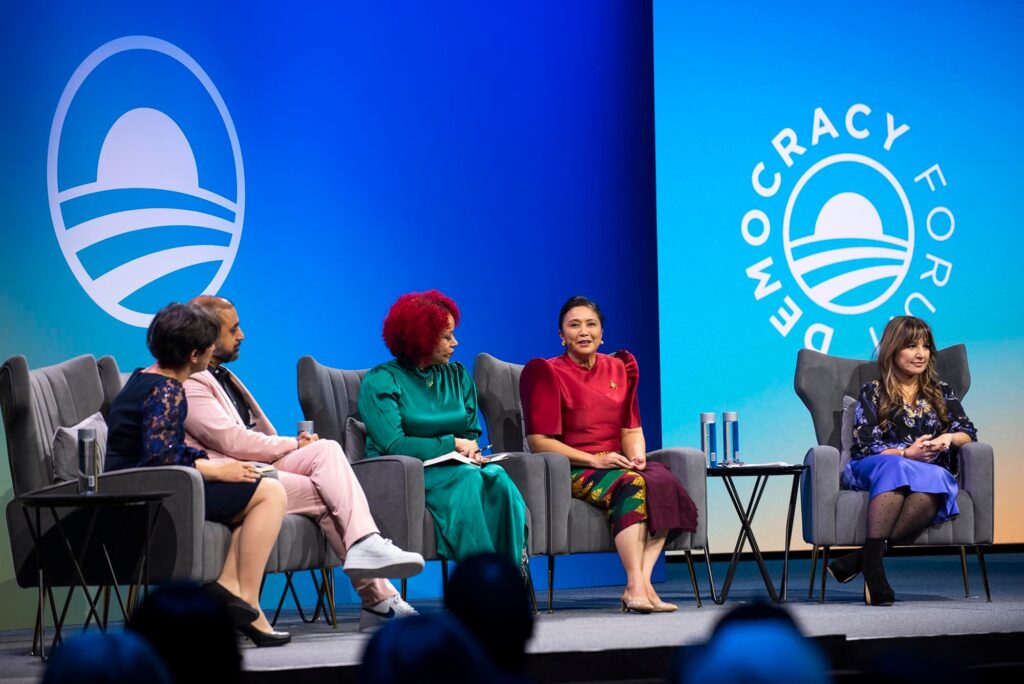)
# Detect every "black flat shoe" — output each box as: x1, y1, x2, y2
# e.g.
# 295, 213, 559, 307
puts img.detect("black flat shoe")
204, 582, 259, 626
238, 621, 291, 647
827, 551, 863, 584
